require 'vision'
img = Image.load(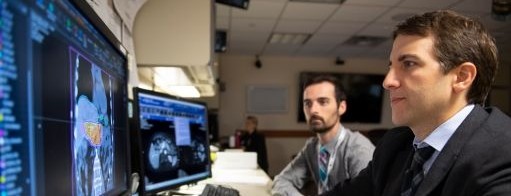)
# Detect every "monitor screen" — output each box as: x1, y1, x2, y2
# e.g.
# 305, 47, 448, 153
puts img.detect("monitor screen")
2, 0, 129, 195
133, 88, 211, 194
298, 72, 385, 123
